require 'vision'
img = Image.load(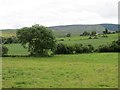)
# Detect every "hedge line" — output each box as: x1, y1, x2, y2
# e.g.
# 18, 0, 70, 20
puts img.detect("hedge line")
1, 38, 120, 57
